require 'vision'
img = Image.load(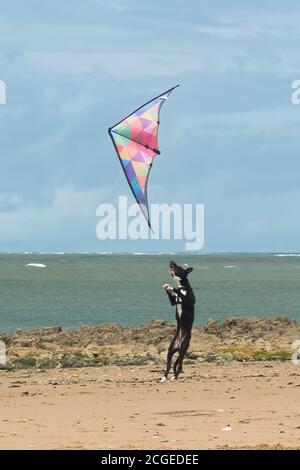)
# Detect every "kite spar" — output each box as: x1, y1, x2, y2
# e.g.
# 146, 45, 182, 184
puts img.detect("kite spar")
108, 85, 179, 230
